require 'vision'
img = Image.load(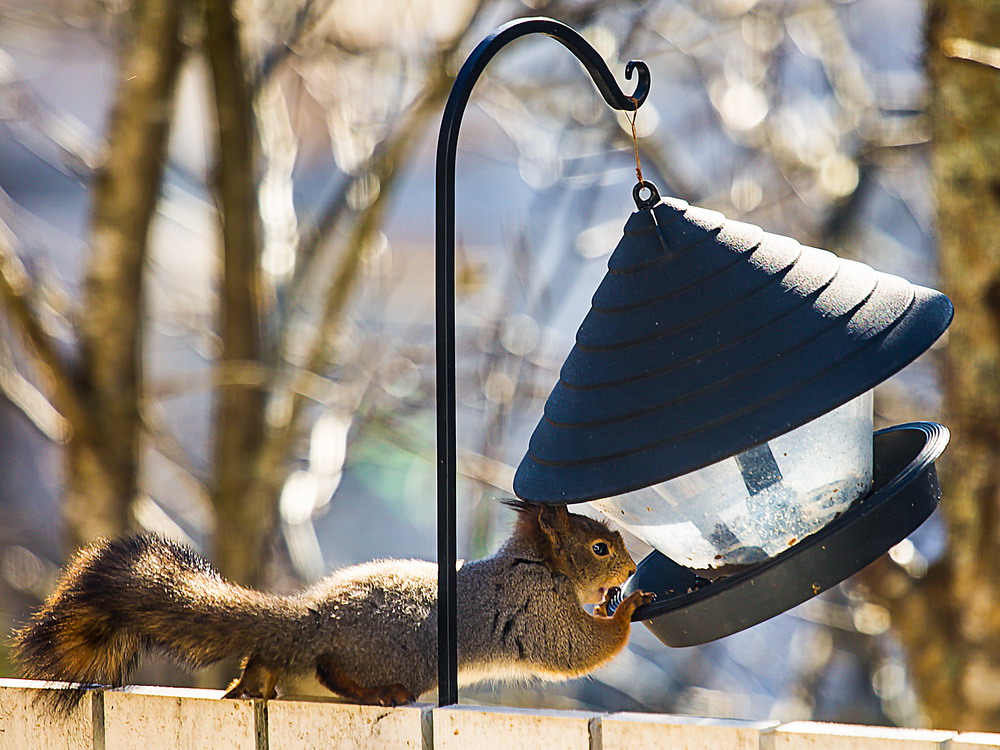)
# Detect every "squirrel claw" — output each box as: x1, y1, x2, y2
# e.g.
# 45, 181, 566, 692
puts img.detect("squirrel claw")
222, 684, 278, 700
616, 590, 655, 618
